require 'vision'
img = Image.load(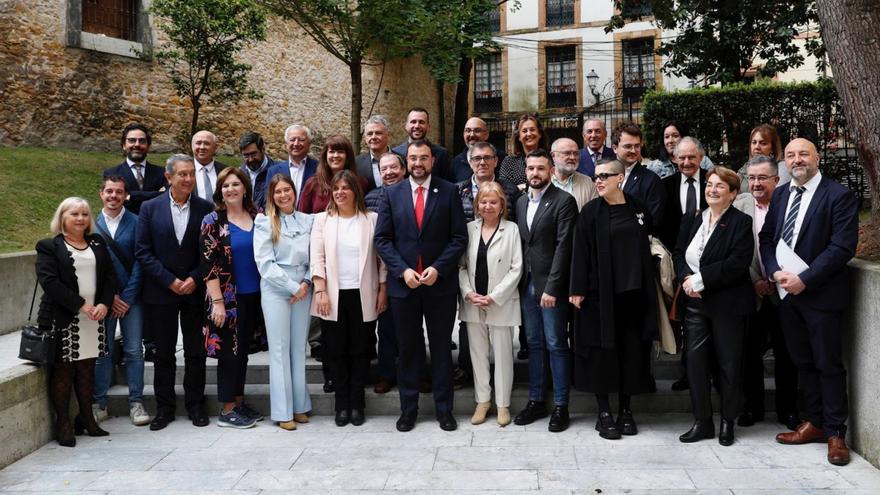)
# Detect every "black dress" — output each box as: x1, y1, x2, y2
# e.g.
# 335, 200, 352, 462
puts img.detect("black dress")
474, 227, 497, 295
